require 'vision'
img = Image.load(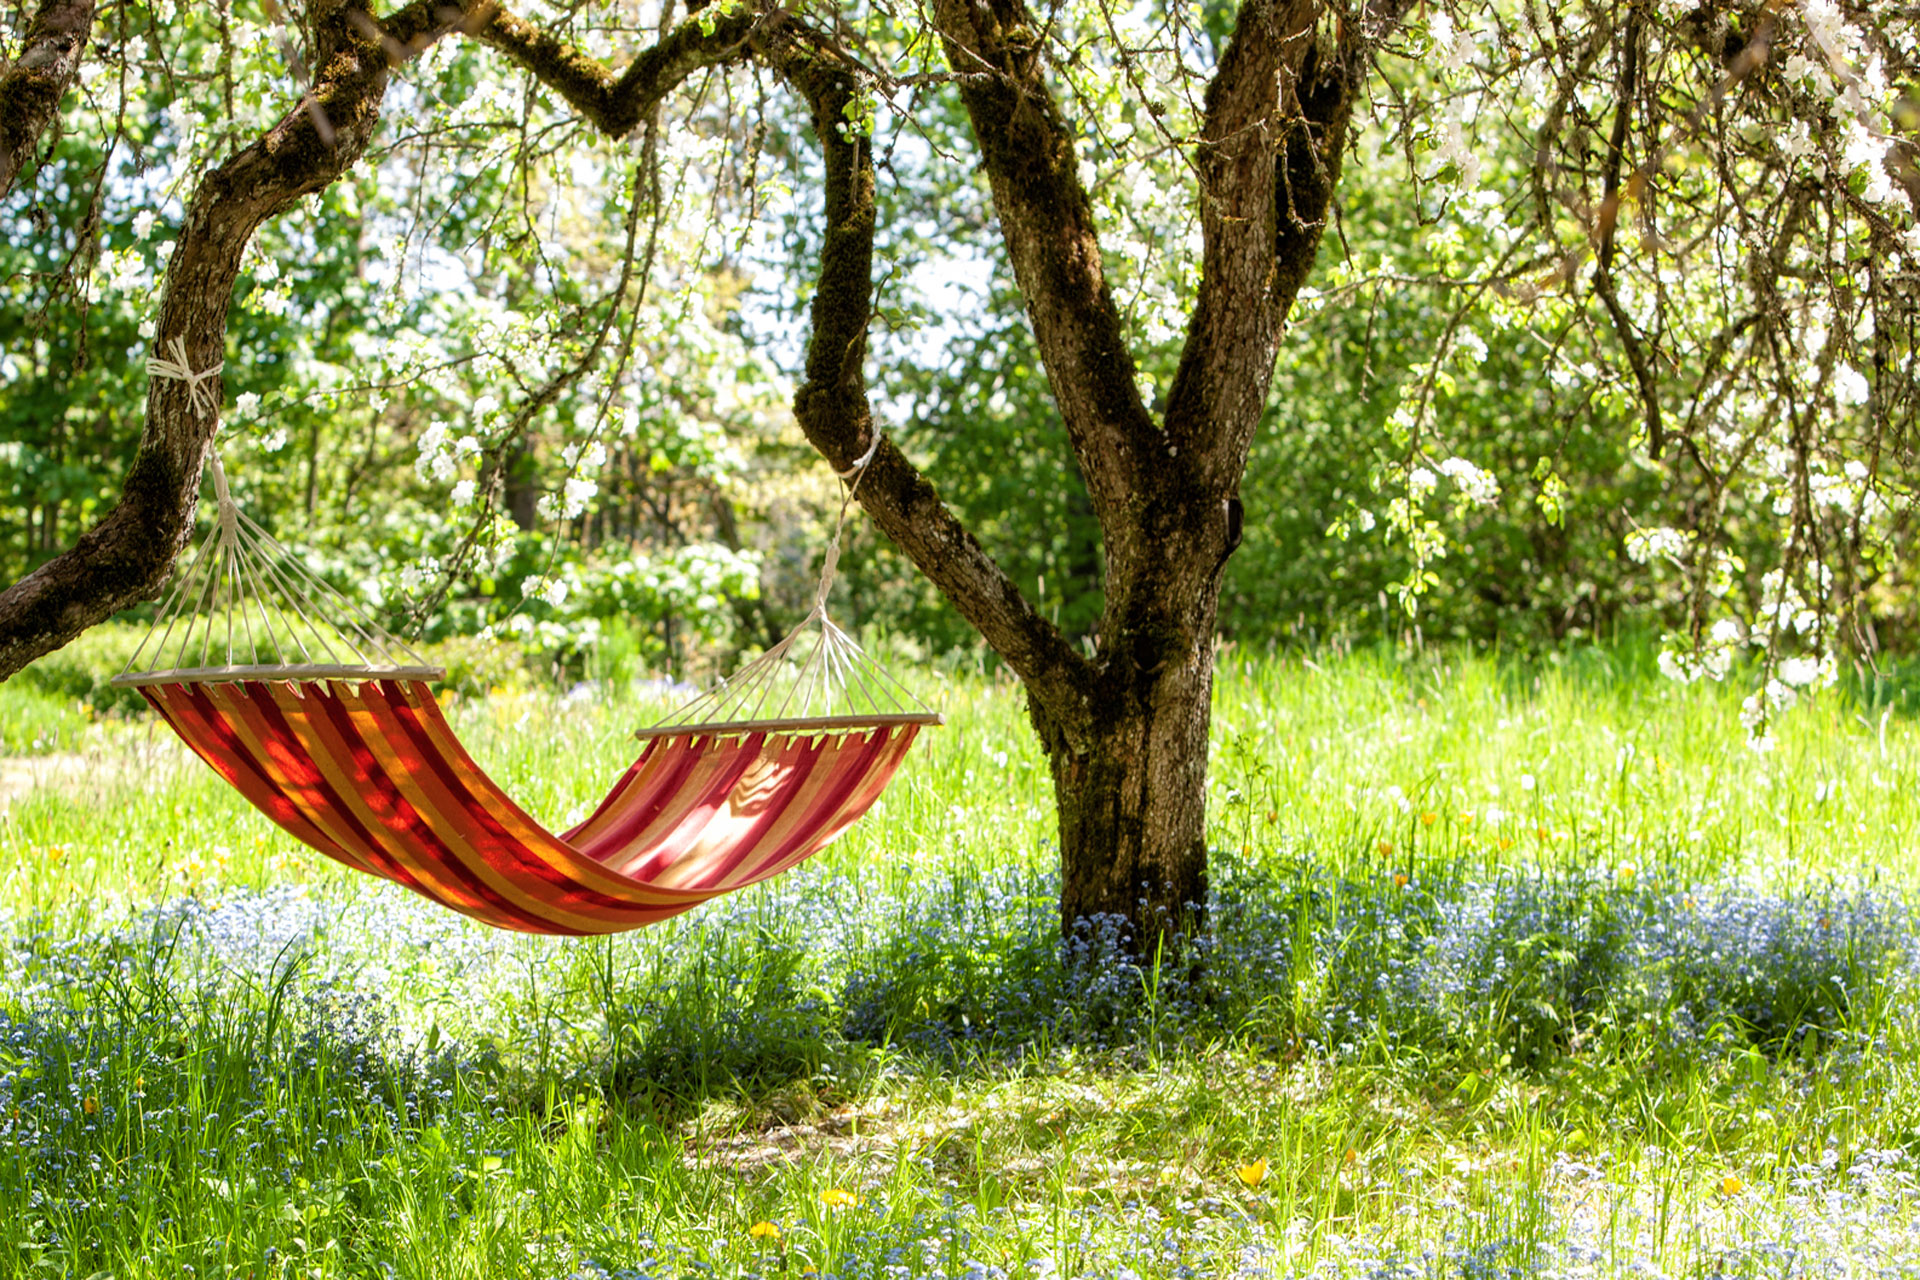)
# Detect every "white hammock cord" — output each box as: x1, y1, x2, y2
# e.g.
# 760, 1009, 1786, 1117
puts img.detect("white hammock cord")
640, 429, 940, 735
123, 340, 440, 681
